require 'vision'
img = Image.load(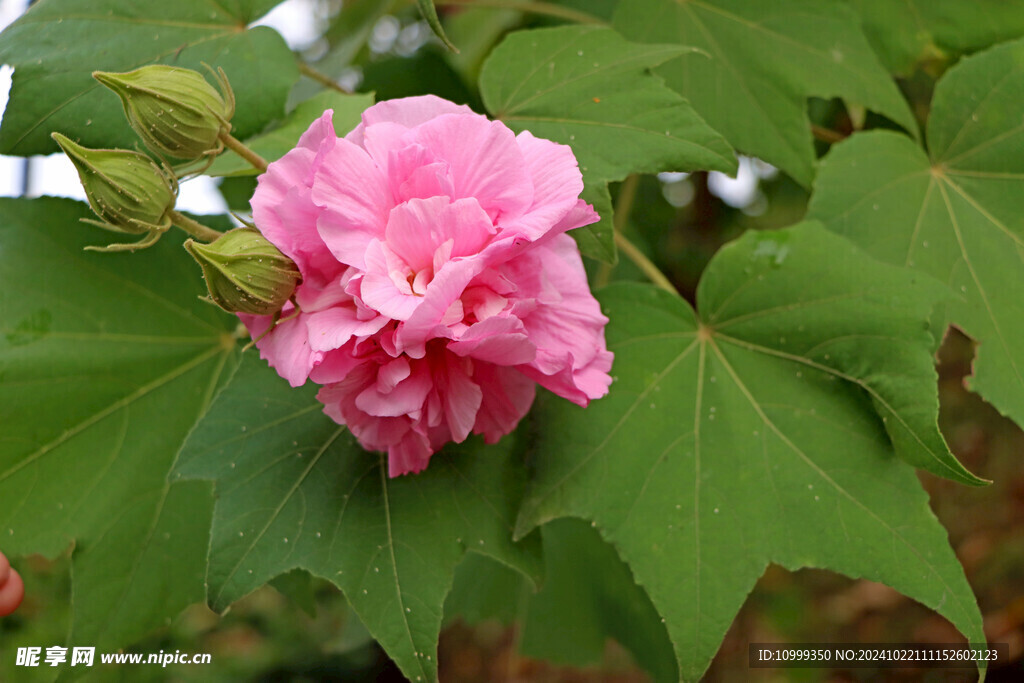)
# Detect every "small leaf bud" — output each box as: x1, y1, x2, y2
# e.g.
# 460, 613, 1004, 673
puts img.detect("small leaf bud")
51, 132, 177, 239
93, 65, 235, 161
184, 228, 301, 315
